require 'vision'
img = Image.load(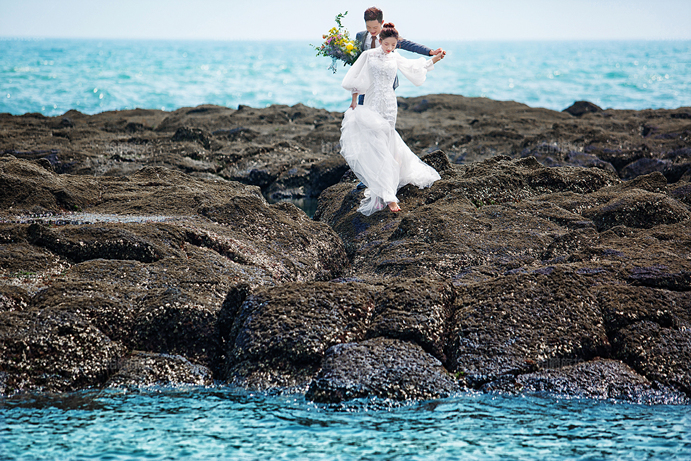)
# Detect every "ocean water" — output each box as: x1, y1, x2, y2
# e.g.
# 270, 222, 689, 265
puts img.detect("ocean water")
2, 388, 690, 461
1, 39, 690, 117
